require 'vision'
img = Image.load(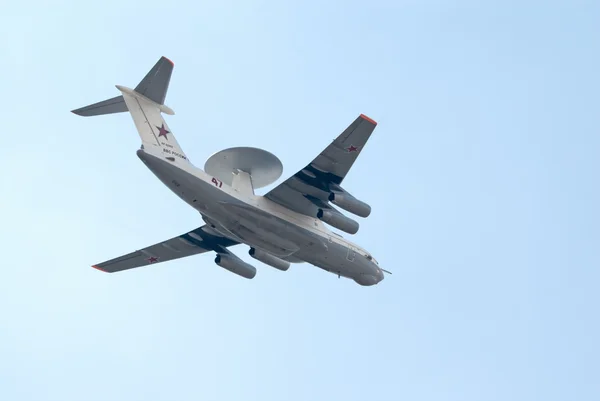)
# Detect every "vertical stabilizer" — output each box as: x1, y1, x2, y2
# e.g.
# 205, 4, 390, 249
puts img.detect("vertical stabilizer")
71, 56, 190, 164
133, 56, 173, 106
117, 85, 189, 164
